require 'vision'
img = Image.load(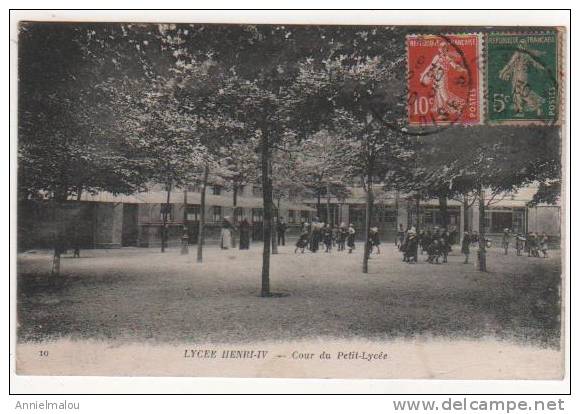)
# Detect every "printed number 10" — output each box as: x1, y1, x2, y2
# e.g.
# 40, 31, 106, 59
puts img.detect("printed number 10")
39, 350, 48, 357
413, 97, 430, 115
